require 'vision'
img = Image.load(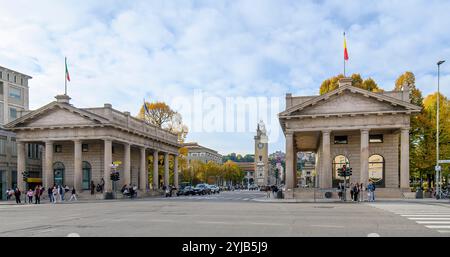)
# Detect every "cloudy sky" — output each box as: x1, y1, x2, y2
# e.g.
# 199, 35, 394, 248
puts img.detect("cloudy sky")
1, 0, 450, 155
